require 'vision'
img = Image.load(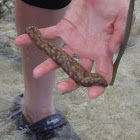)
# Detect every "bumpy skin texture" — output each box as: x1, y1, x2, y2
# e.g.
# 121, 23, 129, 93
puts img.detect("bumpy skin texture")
25, 26, 108, 87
